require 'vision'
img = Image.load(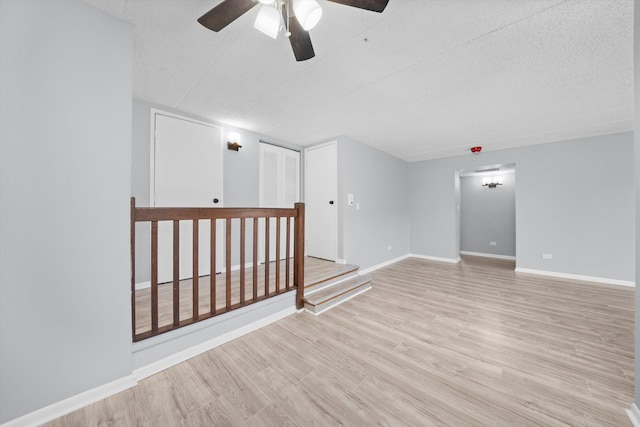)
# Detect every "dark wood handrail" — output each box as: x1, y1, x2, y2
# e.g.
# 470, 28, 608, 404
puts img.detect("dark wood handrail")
130, 197, 305, 342
134, 206, 298, 221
